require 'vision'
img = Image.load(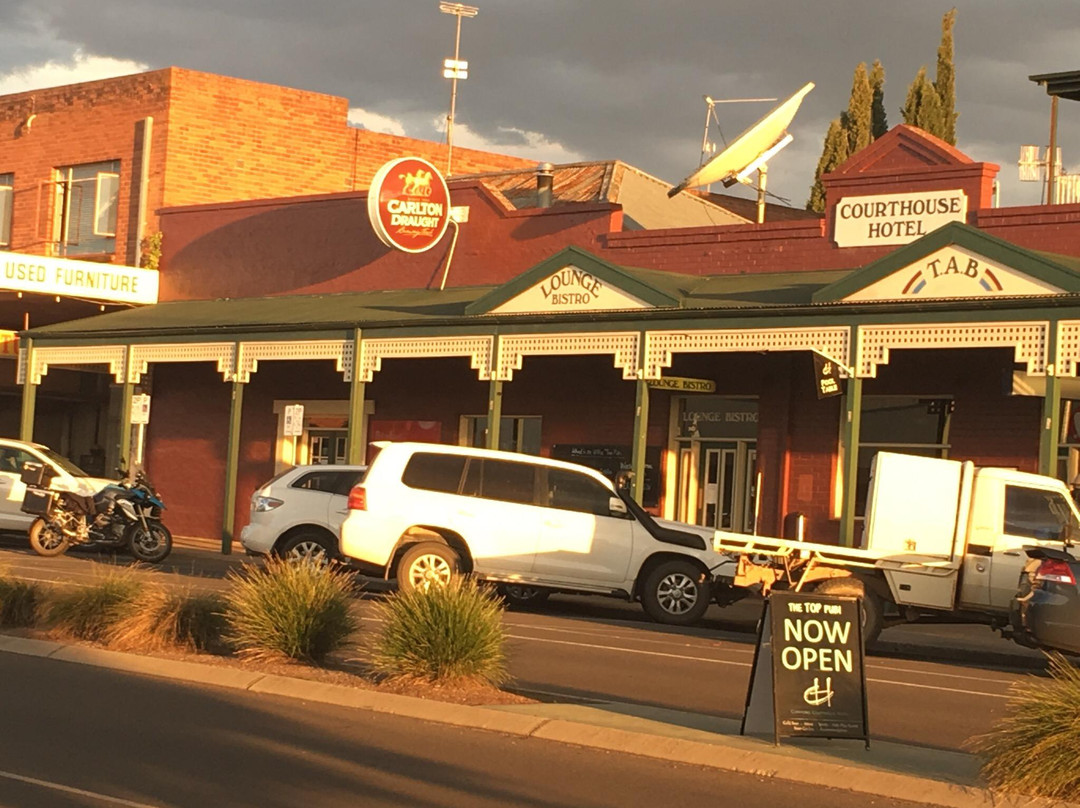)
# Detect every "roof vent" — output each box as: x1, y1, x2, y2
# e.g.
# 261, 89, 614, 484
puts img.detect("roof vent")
536, 162, 554, 208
